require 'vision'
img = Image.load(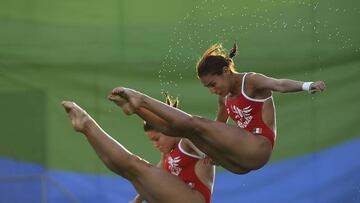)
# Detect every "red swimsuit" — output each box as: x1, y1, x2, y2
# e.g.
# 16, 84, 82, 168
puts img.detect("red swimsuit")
164, 140, 212, 203
225, 73, 276, 147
